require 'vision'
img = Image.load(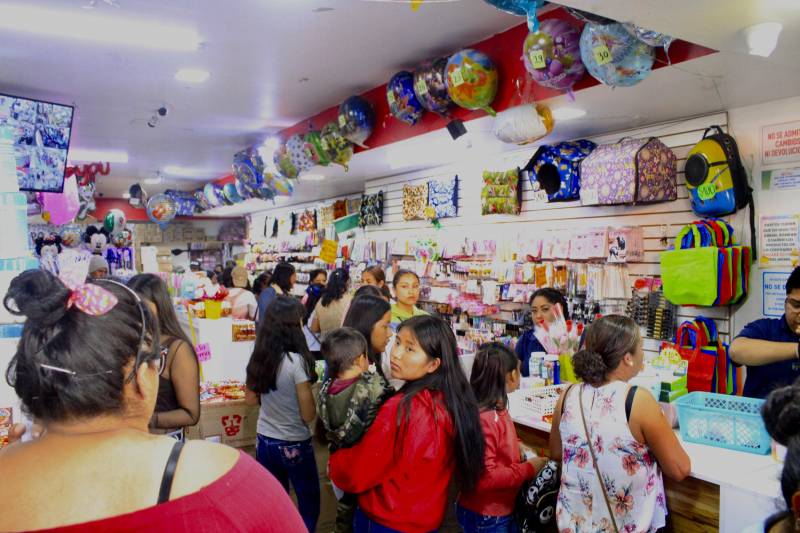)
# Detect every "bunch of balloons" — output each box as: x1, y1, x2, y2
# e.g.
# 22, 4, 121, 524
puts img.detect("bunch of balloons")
102, 208, 132, 246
